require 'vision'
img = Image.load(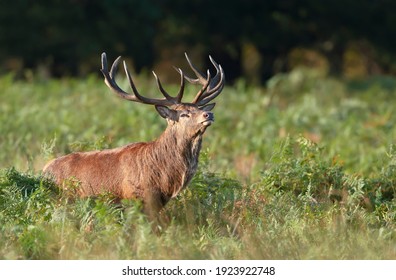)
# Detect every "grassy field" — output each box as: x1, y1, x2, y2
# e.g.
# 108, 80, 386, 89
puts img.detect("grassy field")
0, 68, 395, 259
